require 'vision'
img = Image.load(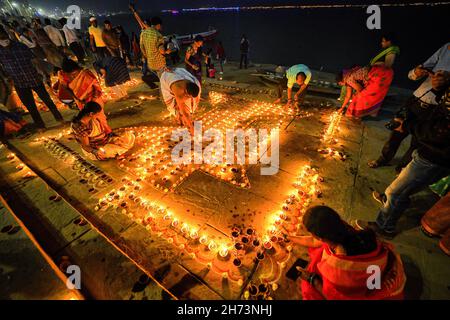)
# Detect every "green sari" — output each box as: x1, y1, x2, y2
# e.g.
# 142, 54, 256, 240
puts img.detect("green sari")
370, 46, 400, 66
